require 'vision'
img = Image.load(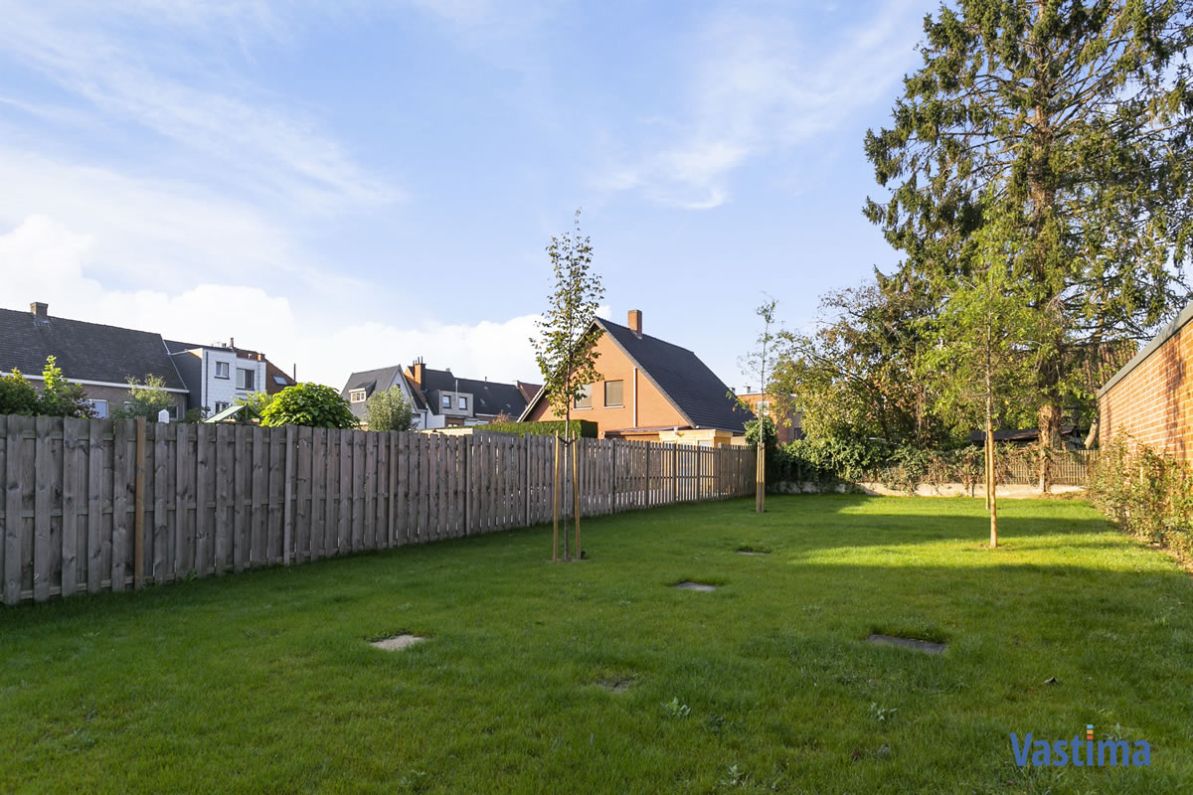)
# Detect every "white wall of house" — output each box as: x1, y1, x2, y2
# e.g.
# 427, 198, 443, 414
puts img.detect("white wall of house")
202, 349, 266, 414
